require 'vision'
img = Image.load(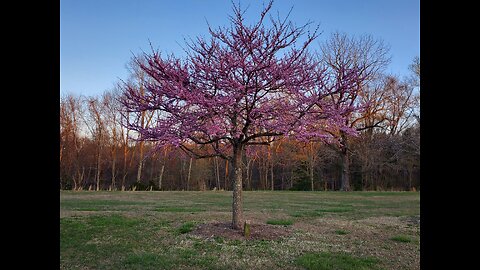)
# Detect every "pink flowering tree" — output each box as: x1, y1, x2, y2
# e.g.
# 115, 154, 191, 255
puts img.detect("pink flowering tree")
121, 1, 359, 230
